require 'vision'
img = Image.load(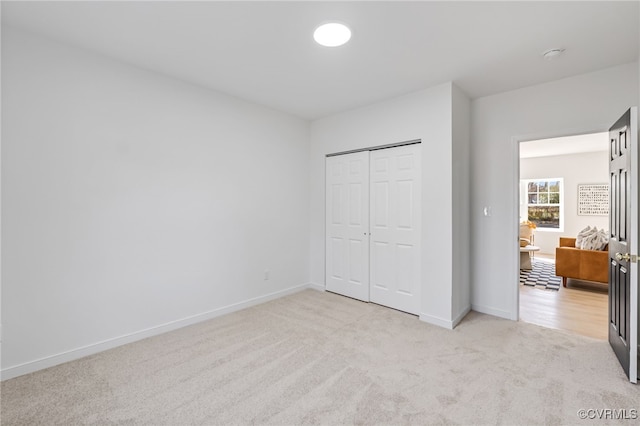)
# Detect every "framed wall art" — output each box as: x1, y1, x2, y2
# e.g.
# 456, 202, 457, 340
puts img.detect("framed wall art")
577, 183, 609, 216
